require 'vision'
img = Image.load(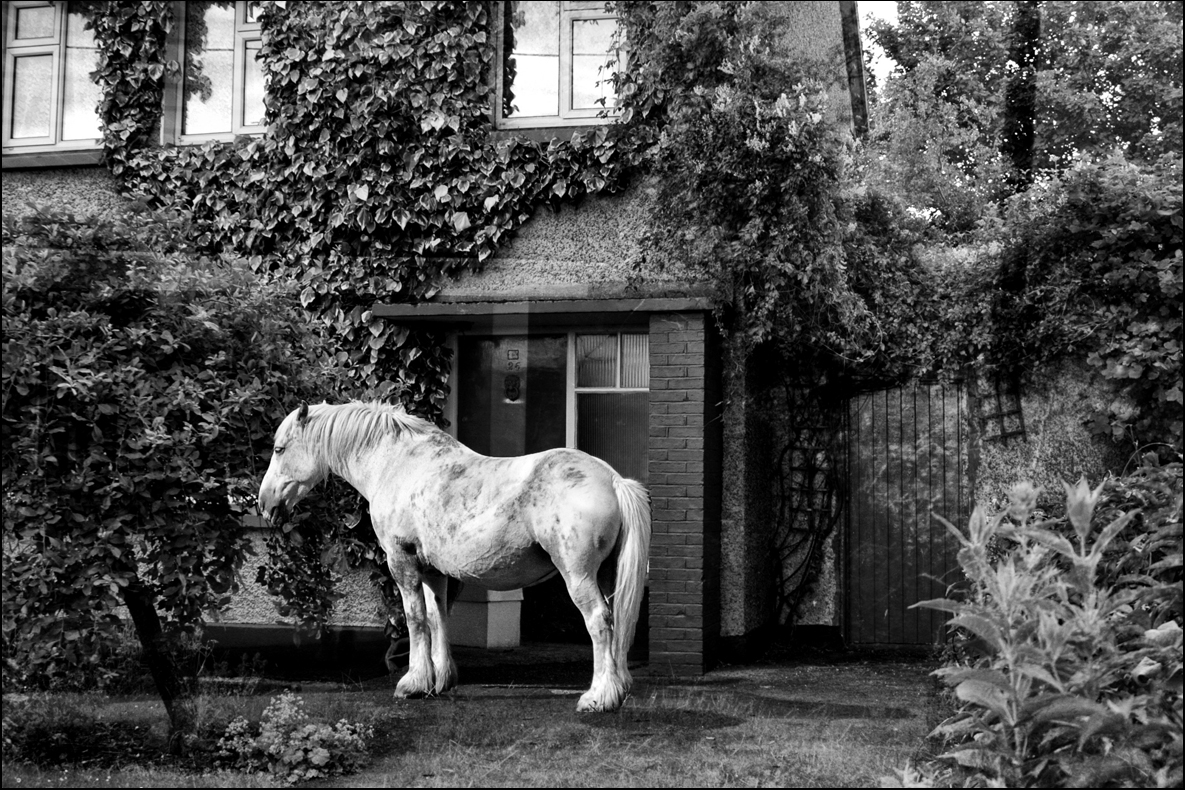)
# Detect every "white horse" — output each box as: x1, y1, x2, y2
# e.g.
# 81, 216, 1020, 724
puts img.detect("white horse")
257, 401, 651, 712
